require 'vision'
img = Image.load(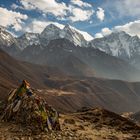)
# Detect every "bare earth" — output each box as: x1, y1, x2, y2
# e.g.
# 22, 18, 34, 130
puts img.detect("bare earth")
0, 108, 140, 140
